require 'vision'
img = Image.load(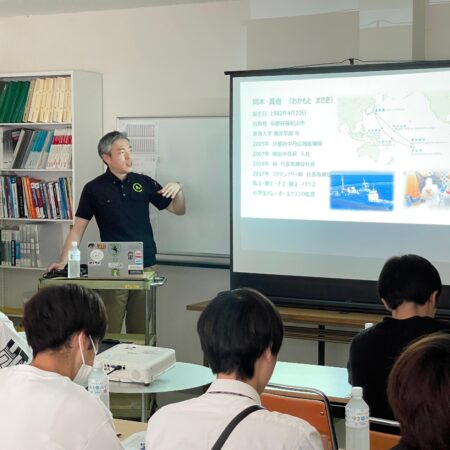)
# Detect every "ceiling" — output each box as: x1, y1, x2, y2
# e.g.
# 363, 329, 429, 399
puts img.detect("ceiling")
0, 0, 231, 18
